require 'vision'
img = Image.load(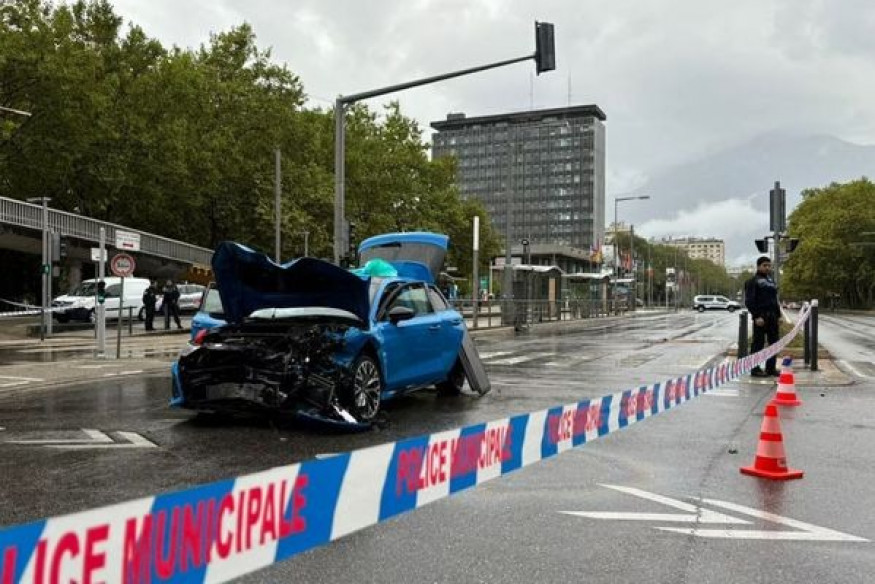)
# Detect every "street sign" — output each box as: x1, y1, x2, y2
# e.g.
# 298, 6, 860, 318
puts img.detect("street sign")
110, 253, 136, 277
115, 230, 141, 251
90, 247, 106, 262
